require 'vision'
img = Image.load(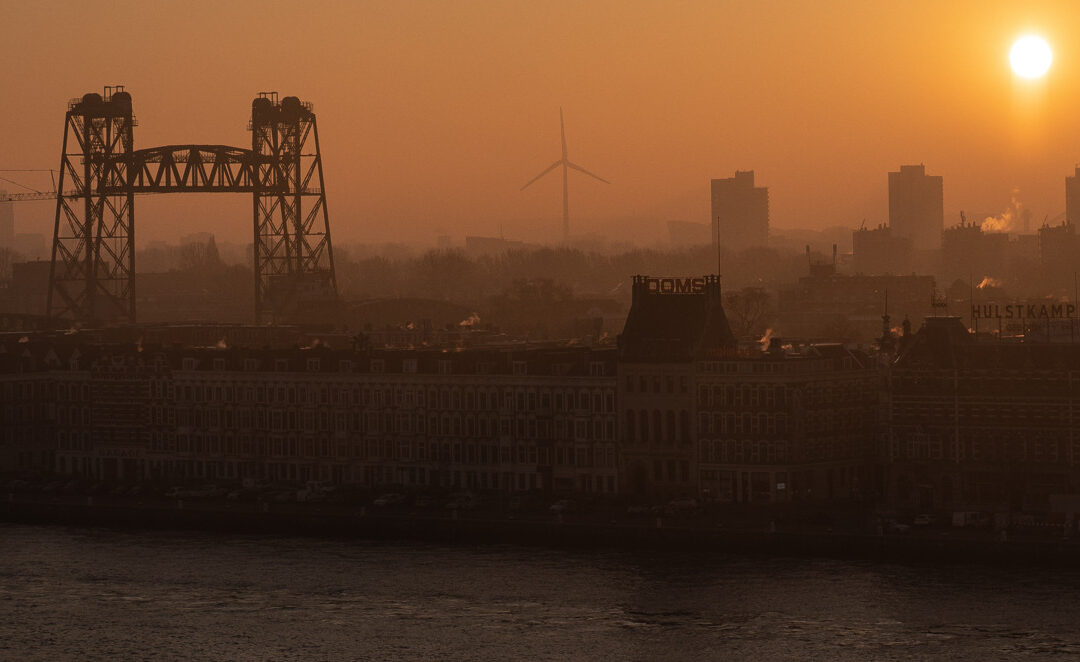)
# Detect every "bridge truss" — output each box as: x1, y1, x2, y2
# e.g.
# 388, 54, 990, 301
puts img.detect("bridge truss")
47, 86, 337, 325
